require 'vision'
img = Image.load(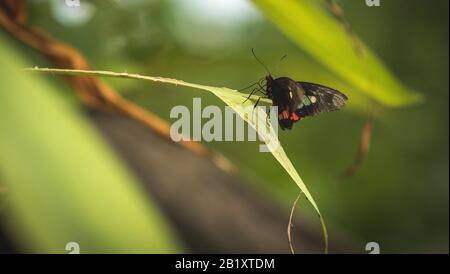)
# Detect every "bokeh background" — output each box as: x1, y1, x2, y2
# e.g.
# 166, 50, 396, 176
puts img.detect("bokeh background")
0, 0, 448, 253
